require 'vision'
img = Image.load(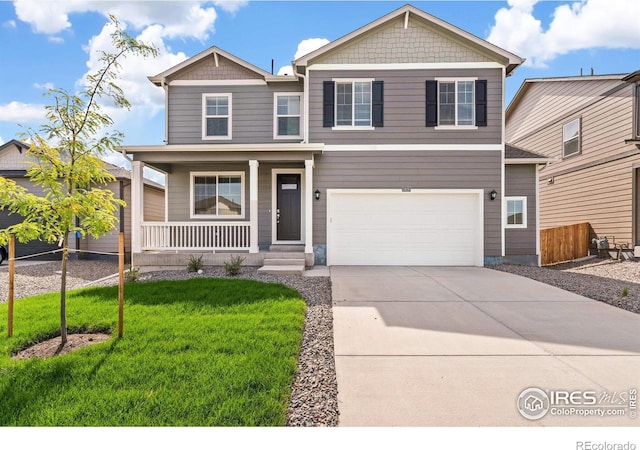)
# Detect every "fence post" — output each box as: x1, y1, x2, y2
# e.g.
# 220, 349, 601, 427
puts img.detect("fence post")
7, 234, 15, 338
118, 232, 124, 338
